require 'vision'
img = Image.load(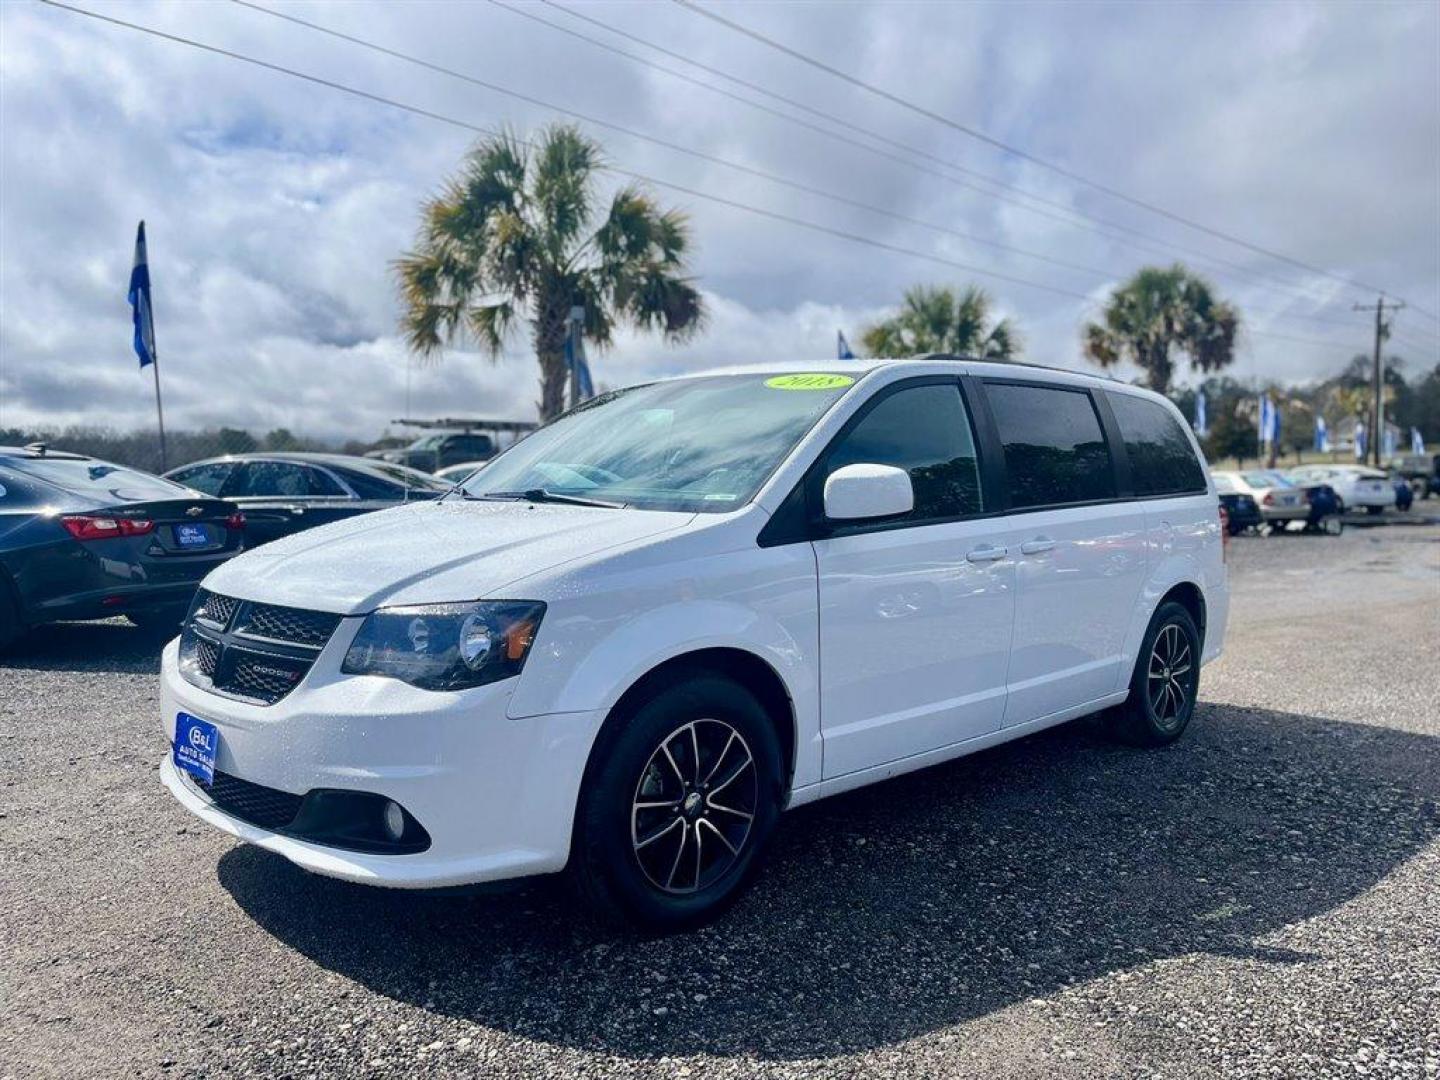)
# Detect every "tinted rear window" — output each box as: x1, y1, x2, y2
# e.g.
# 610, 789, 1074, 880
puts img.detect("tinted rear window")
985, 382, 1115, 509
6, 458, 185, 502
1107, 393, 1208, 496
